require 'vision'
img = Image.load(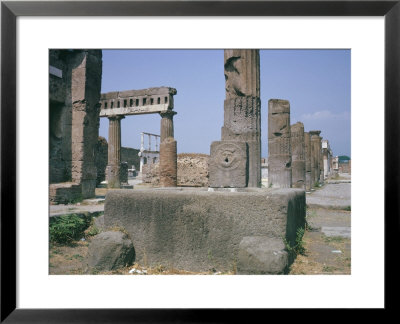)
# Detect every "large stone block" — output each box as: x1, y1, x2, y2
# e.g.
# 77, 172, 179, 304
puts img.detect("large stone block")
104, 188, 305, 272
209, 141, 248, 188
237, 237, 289, 274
